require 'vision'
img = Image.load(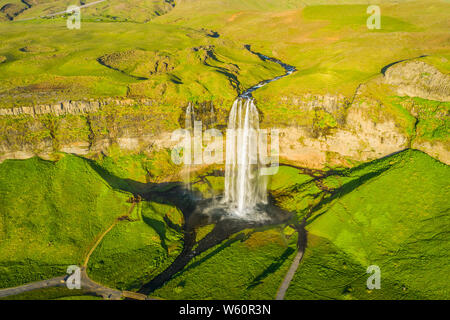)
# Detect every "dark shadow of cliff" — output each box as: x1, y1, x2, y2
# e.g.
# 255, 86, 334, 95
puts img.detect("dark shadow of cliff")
246, 246, 295, 290
304, 150, 407, 226
142, 216, 169, 252
77, 154, 292, 296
